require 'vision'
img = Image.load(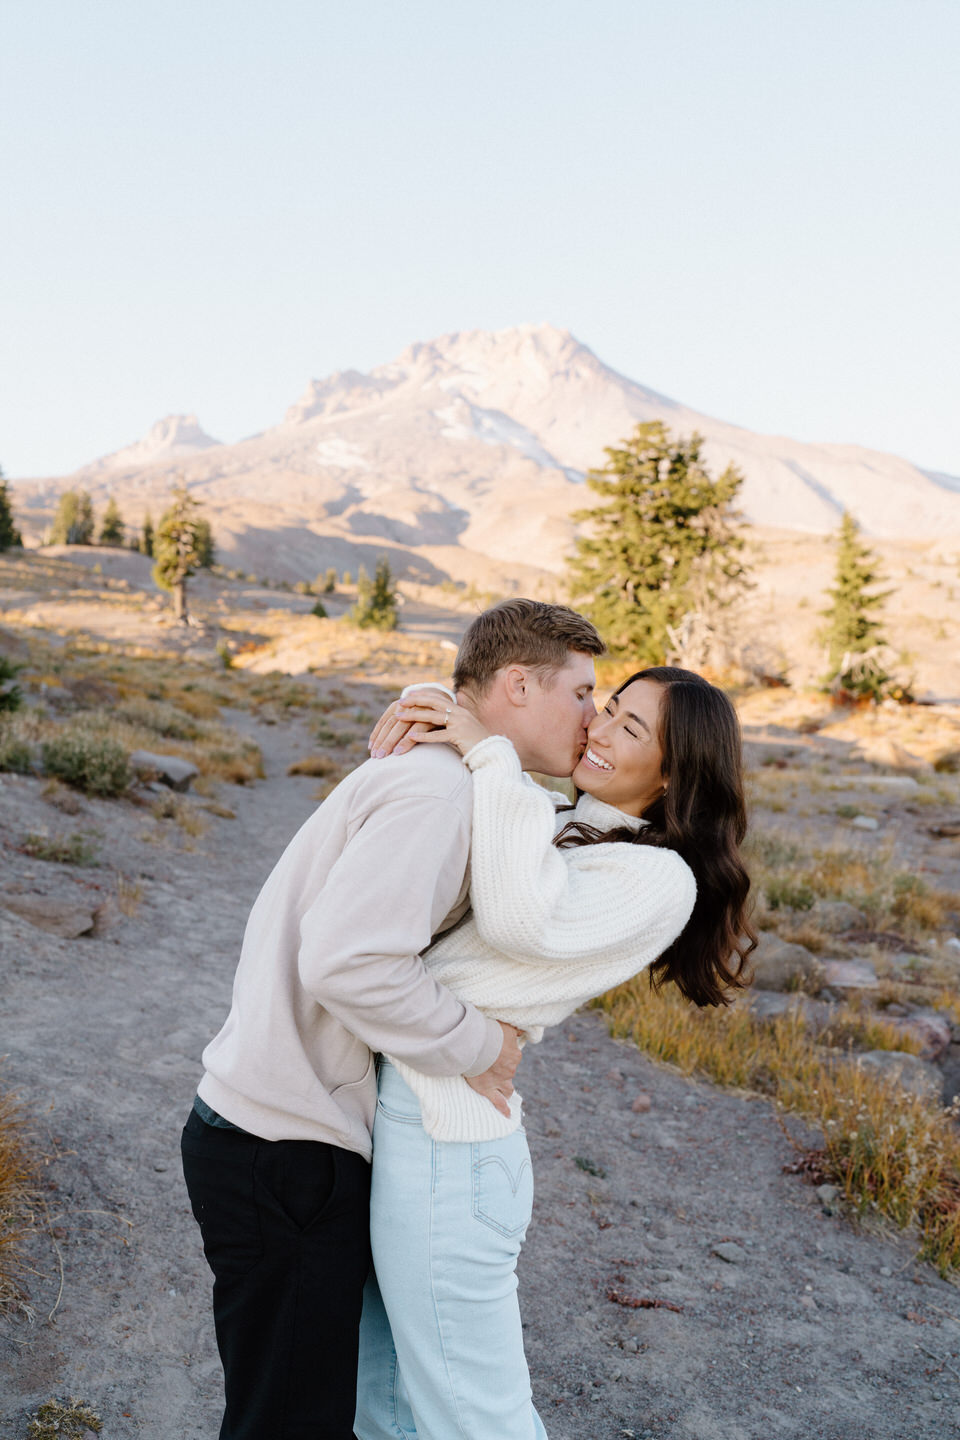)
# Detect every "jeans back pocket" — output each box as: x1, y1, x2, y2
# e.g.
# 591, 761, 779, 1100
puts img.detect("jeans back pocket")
471, 1131, 534, 1240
